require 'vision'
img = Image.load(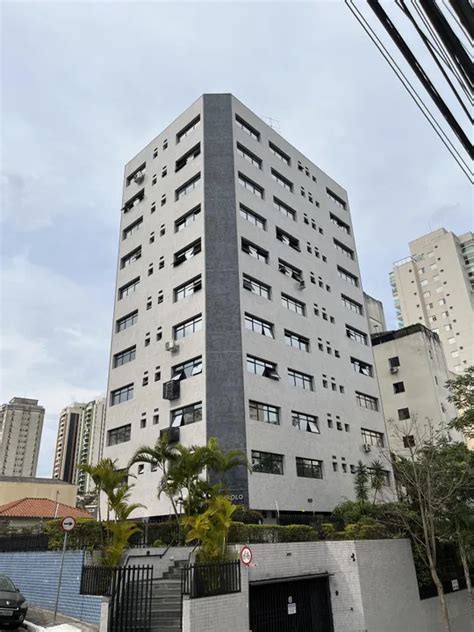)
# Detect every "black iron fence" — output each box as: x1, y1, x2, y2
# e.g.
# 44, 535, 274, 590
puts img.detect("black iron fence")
0, 533, 49, 552
80, 566, 115, 596
181, 560, 241, 599
109, 565, 153, 632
